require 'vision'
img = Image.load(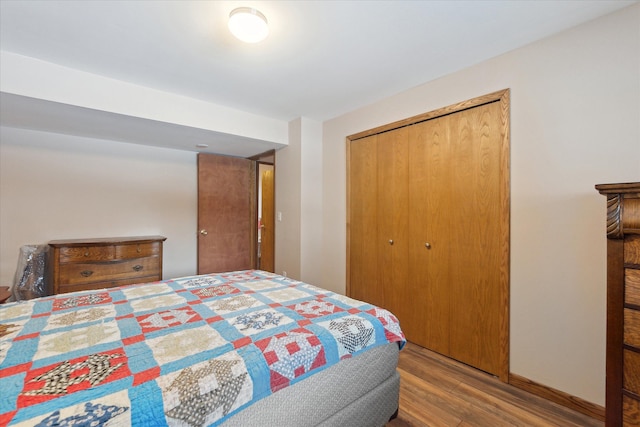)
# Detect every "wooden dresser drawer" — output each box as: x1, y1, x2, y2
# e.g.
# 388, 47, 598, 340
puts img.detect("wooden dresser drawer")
623, 395, 640, 427
48, 236, 166, 295
115, 242, 161, 259
627, 269, 640, 306
58, 257, 160, 285
57, 275, 160, 294
59, 246, 115, 263
624, 350, 640, 395
626, 235, 640, 265
625, 309, 640, 348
